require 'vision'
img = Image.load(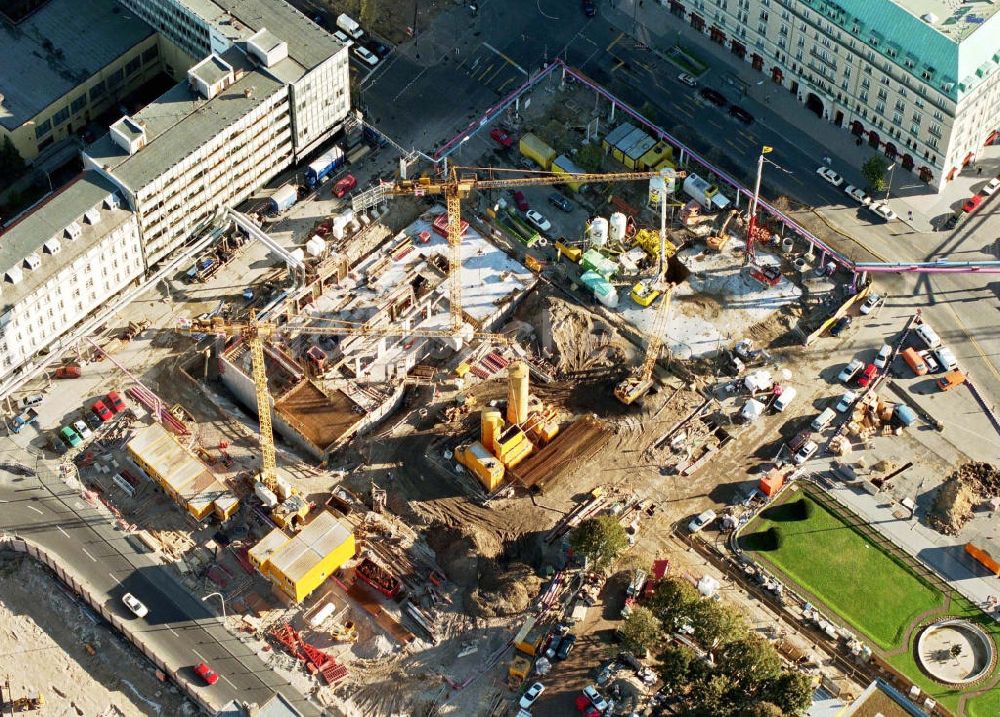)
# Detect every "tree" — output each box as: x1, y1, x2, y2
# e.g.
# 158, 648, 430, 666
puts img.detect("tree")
575, 142, 603, 172
656, 644, 695, 692
649, 576, 701, 629
716, 634, 781, 692
739, 703, 784, 717
568, 516, 627, 568
687, 673, 738, 717
619, 605, 661, 655
862, 154, 889, 193
762, 671, 814, 716
690, 599, 748, 653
